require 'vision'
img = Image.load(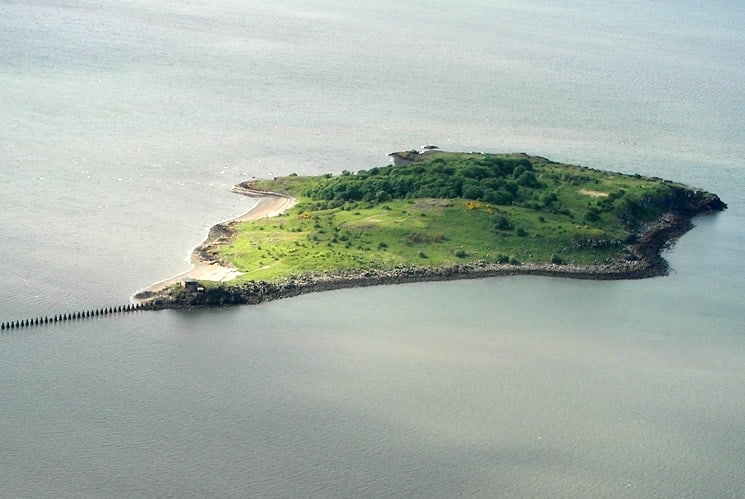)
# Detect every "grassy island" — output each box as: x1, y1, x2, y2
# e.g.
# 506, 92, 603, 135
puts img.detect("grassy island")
138, 151, 726, 309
